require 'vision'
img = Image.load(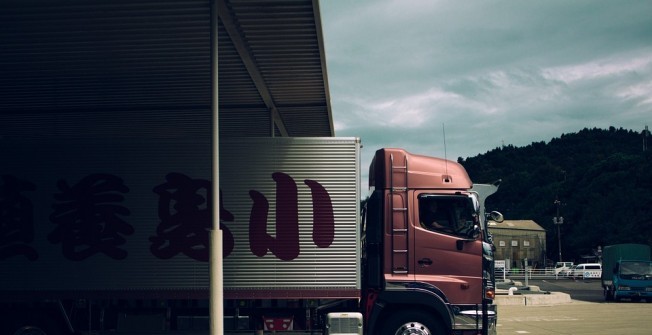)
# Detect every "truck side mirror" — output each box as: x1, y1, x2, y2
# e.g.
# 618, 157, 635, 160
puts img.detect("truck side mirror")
488, 211, 504, 223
